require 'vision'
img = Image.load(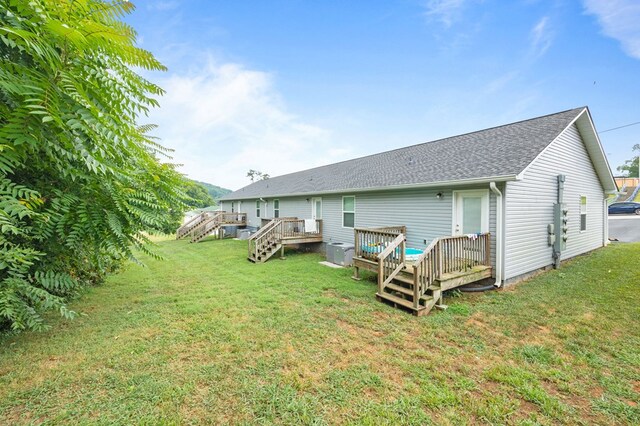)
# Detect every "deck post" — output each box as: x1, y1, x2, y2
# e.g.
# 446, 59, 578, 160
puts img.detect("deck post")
352, 266, 361, 281
280, 244, 285, 259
